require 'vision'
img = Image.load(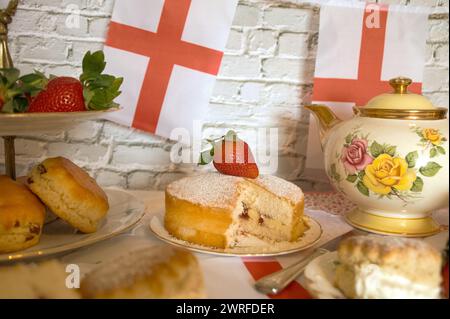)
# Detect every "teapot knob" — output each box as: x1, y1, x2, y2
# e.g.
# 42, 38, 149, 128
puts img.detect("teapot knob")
389, 77, 412, 94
